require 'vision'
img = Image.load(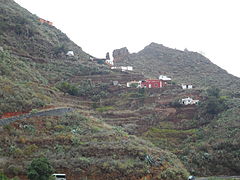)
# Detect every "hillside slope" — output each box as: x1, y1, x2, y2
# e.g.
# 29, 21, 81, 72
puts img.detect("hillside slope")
0, 0, 111, 113
0, 0, 88, 60
113, 44, 240, 176
0, 1, 190, 180
115, 43, 240, 91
